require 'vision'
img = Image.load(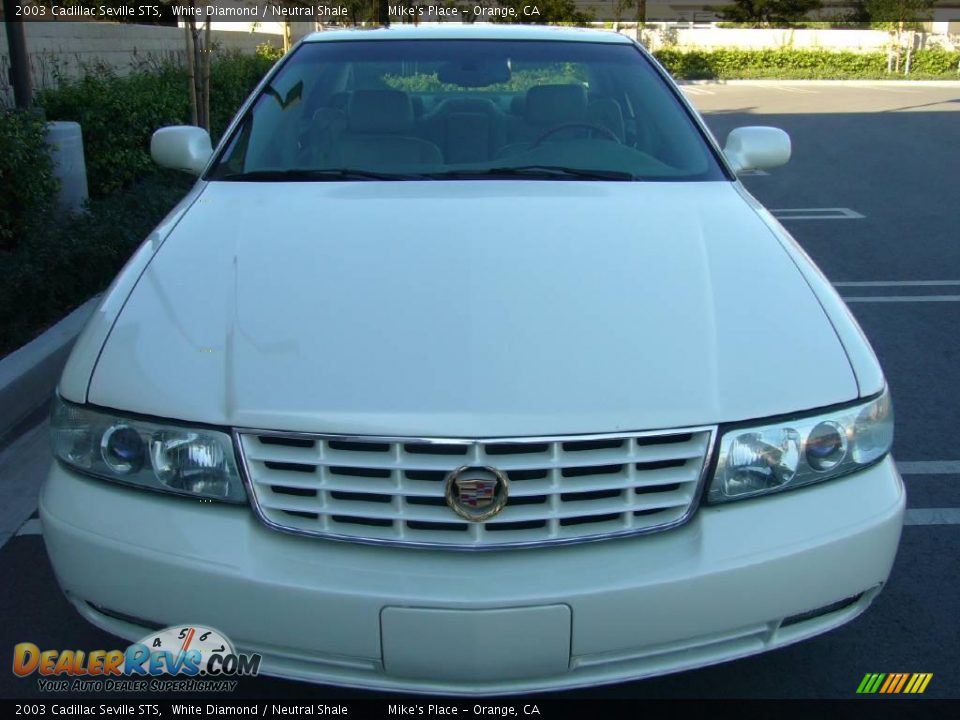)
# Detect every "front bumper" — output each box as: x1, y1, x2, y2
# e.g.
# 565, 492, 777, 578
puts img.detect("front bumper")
40, 456, 904, 695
